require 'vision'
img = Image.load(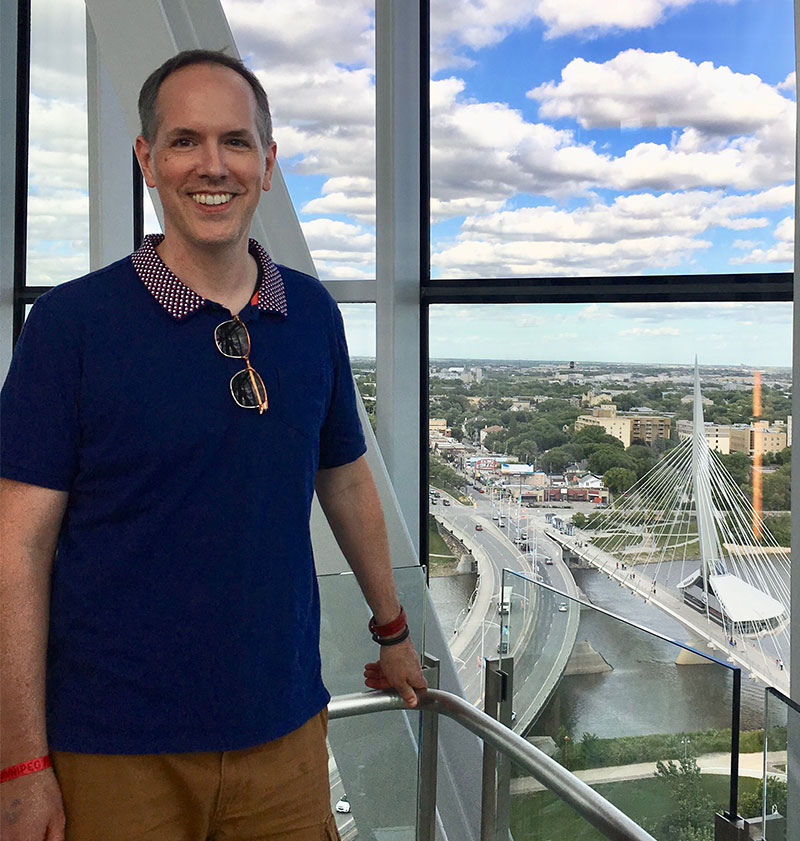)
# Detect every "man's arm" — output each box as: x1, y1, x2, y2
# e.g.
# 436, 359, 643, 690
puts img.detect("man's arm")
0, 478, 67, 840
314, 456, 427, 707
